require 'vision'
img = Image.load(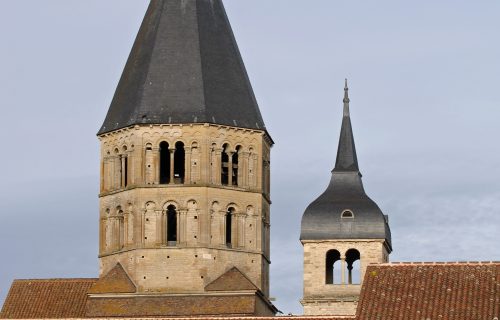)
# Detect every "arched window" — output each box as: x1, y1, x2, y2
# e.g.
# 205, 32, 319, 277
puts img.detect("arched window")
167, 205, 177, 245
159, 142, 170, 184
123, 156, 128, 187
118, 210, 125, 250
225, 207, 234, 247
232, 146, 241, 186
341, 210, 354, 218
221, 144, 229, 185
325, 250, 341, 284
174, 142, 185, 184
345, 249, 361, 285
